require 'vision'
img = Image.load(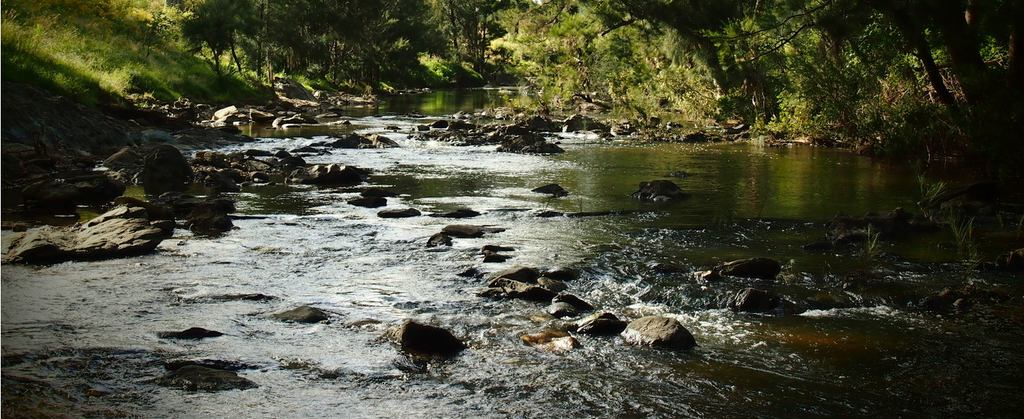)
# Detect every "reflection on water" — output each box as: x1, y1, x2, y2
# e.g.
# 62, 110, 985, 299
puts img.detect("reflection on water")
3, 89, 1023, 418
